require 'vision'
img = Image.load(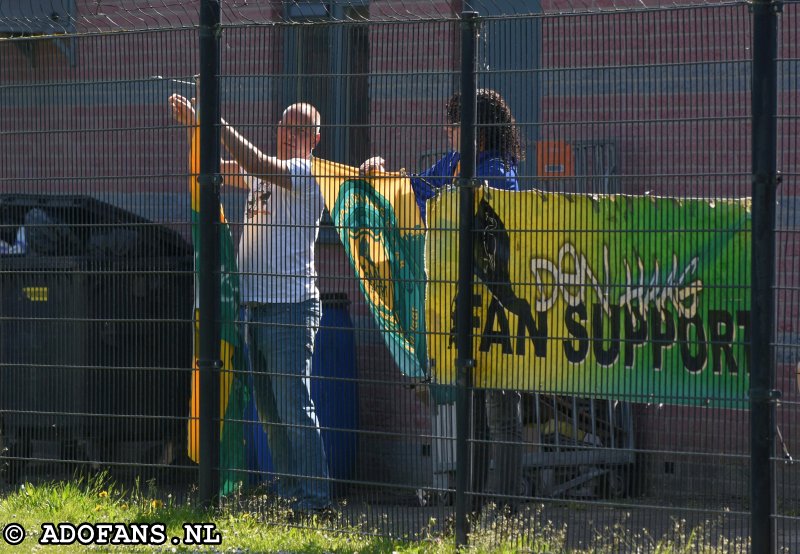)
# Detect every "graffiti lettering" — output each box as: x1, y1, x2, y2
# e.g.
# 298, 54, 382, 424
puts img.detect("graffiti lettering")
530, 242, 703, 320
